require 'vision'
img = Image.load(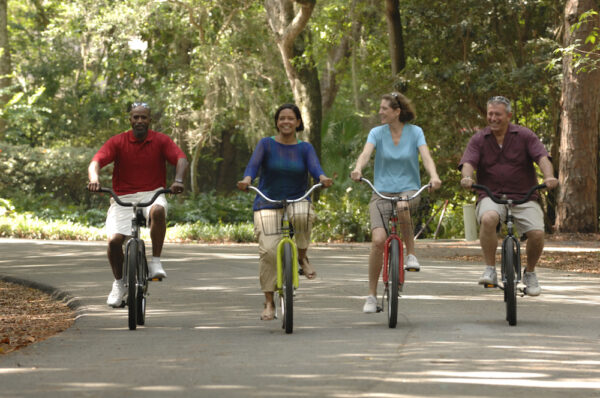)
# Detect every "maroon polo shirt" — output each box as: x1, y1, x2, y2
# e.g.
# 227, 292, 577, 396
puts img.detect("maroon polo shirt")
458, 123, 550, 202
92, 129, 186, 195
